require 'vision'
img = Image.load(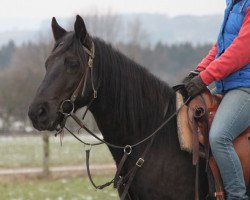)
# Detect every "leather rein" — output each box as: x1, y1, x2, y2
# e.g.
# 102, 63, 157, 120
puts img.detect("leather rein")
55, 36, 190, 200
